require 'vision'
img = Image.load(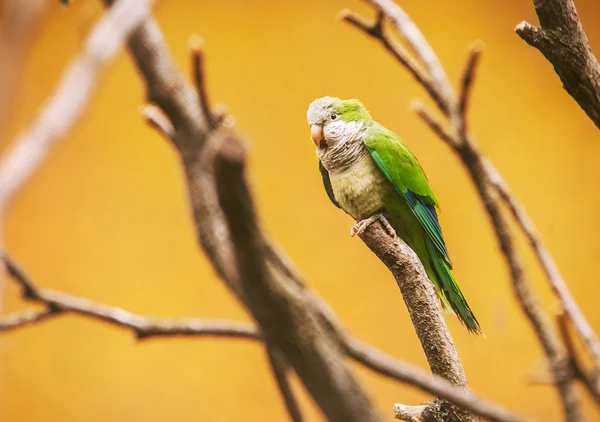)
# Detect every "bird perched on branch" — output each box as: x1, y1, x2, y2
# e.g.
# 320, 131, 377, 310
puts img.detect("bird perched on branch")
307, 96, 481, 334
